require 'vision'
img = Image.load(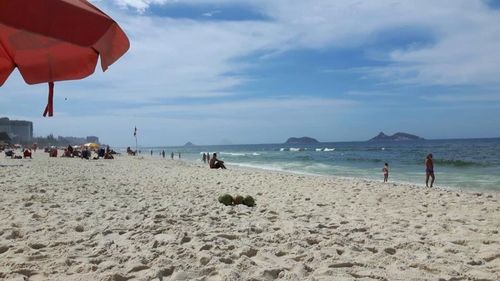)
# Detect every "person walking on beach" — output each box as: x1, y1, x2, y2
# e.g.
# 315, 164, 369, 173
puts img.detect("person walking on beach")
202, 153, 207, 163
383, 163, 389, 183
425, 154, 435, 187
207, 153, 210, 164
170, 152, 174, 160
178, 152, 181, 159
162, 150, 165, 158
150, 150, 153, 156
